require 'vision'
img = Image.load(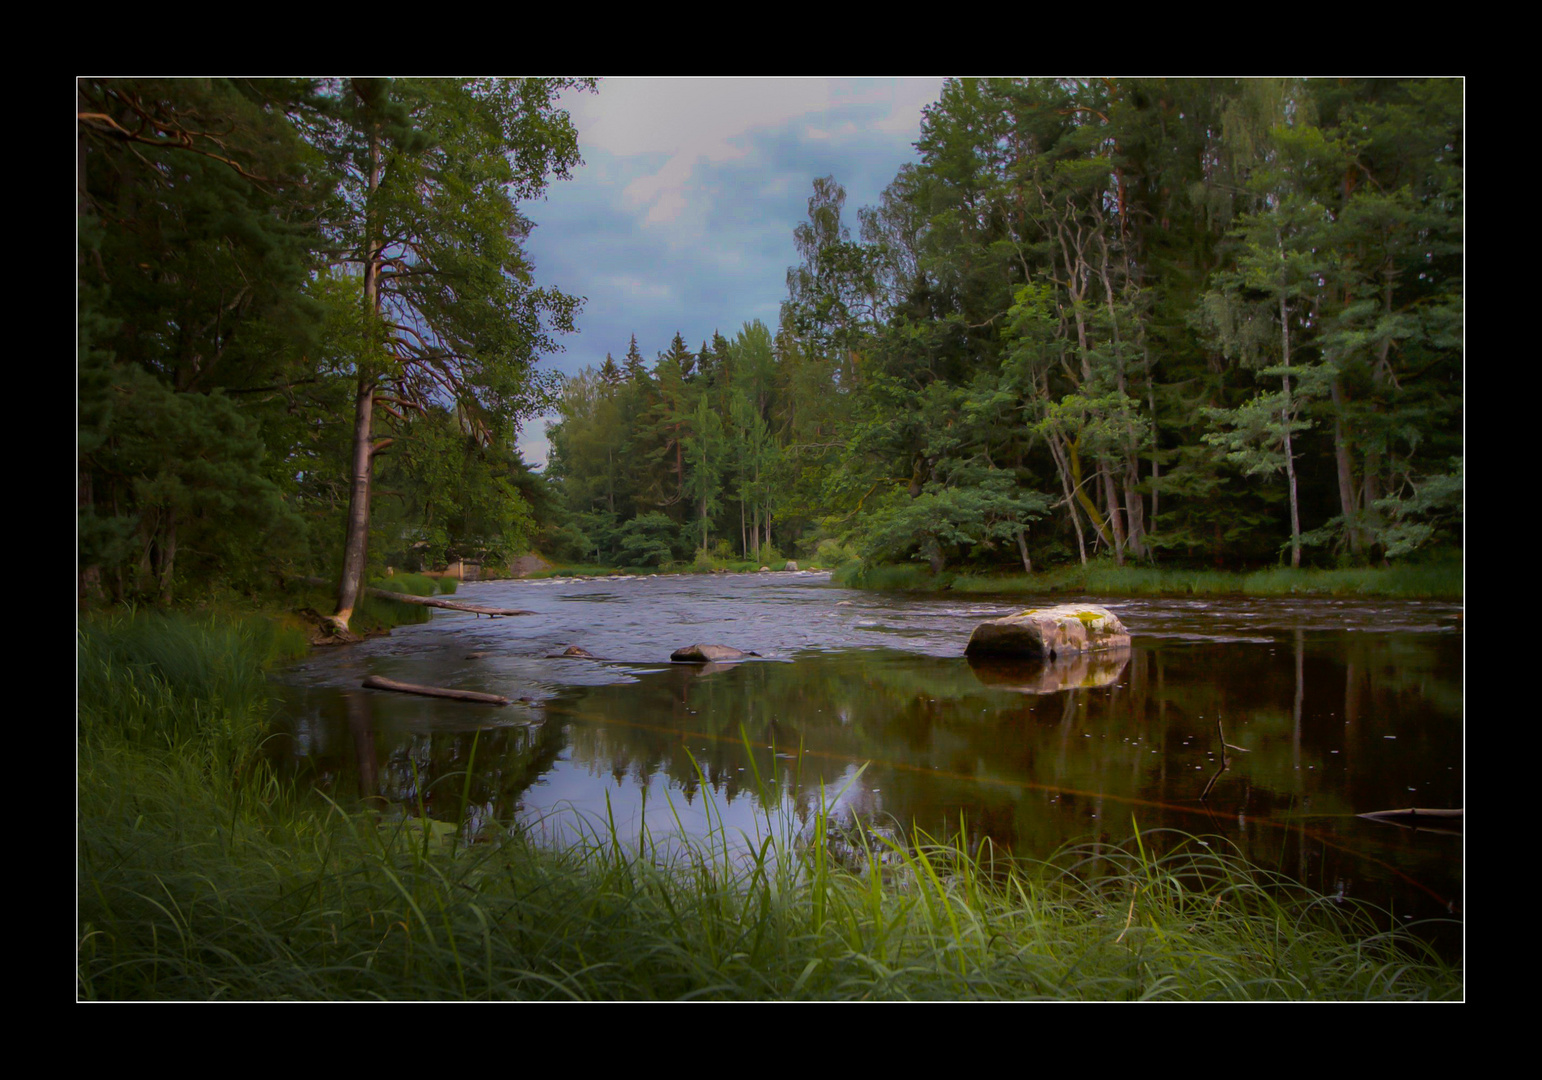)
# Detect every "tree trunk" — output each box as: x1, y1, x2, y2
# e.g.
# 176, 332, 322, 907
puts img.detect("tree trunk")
332, 377, 377, 630
1122, 461, 1146, 561
1045, 430, 1088, 565
331, 121, 384, 632
924, 536, 945, 575
1101, 461, 1126, 566
1279, 291, 1302, 569
1015, 527, 1032, 574
1330, 376, 1362, 556
1147, 377, 1159, 560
